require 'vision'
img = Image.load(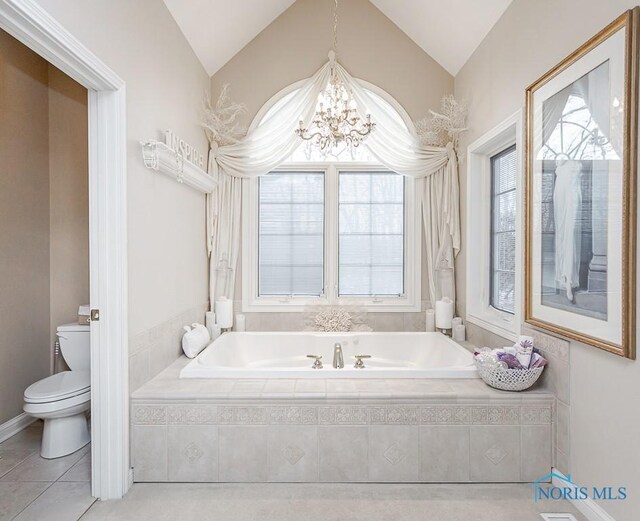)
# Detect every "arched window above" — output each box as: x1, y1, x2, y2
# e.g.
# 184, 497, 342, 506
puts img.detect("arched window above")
242, 80, 421, 312
254, 84, 411, 163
